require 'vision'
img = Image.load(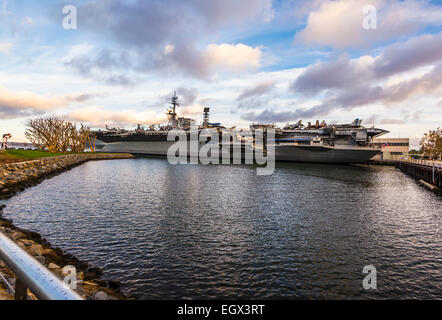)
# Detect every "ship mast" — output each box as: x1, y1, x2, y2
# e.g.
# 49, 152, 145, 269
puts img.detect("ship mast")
167, 91, 179, 128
